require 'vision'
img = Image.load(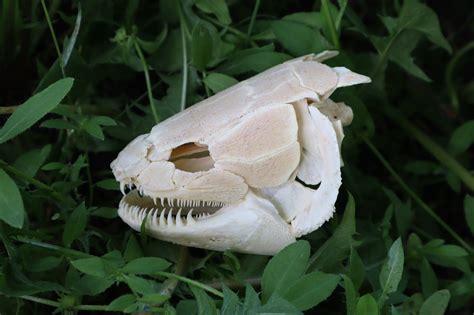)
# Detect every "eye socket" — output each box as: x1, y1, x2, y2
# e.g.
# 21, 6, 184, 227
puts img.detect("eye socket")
171, 142, 215, 173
